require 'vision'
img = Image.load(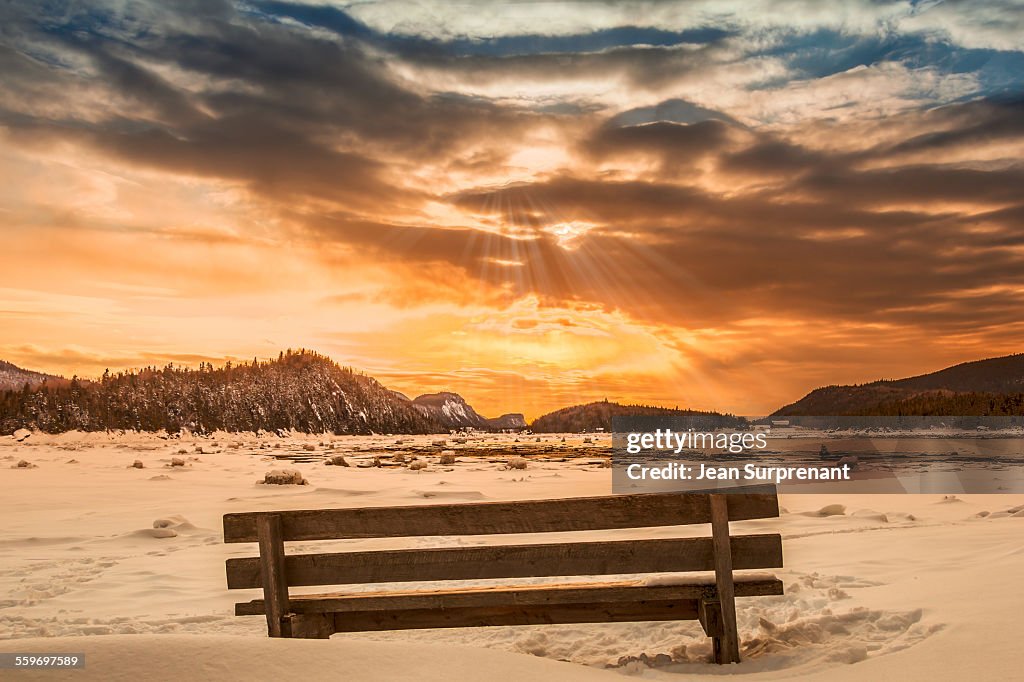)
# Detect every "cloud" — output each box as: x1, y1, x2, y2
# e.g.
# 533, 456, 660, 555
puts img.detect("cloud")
583, 119, 738, 176
1, 0, 1023, 414
0, 0, 547, 217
